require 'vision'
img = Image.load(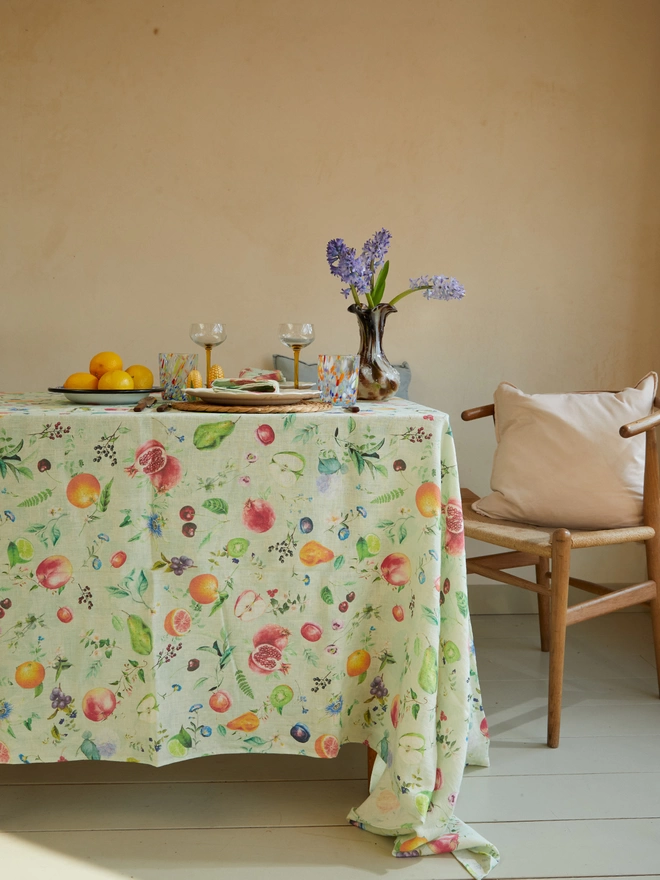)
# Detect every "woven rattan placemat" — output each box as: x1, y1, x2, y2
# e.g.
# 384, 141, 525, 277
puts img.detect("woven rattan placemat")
171, 400, 333, 414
